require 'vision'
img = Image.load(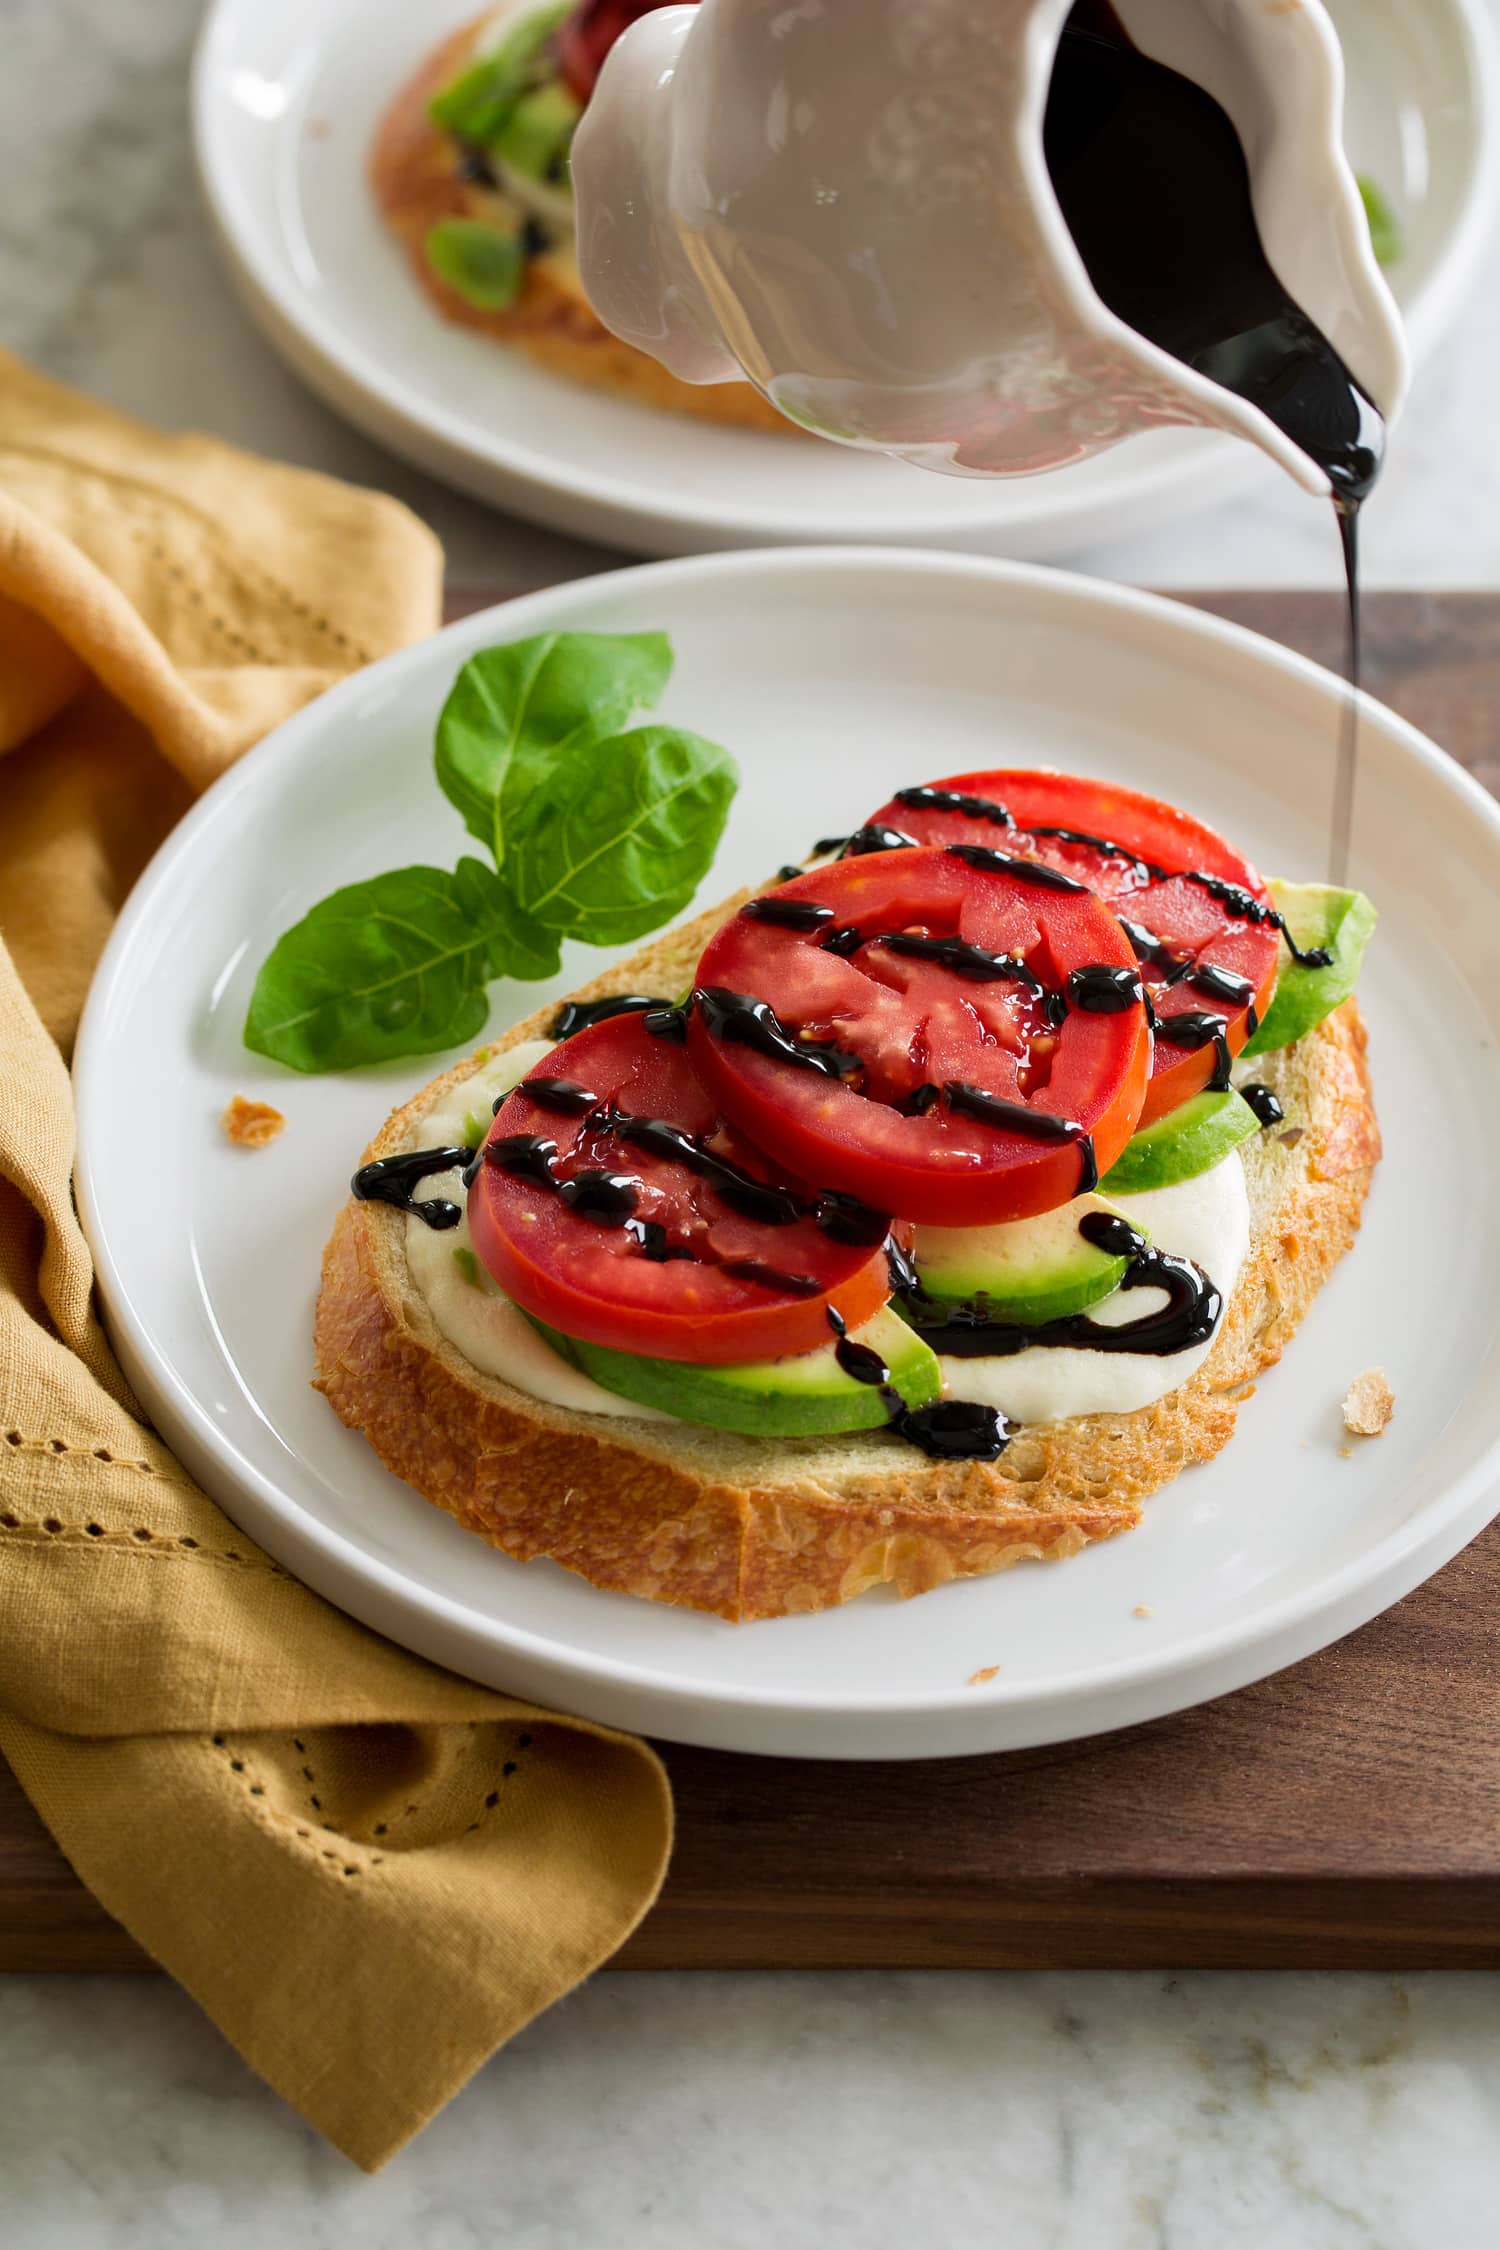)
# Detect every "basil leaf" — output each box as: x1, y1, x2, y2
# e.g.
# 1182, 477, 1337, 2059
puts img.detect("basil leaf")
434, 630, 673, 860
243, 858, 558, 1074
504, 725, 737, 944
427, 1, 570, 145
424, 220, 525, 312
